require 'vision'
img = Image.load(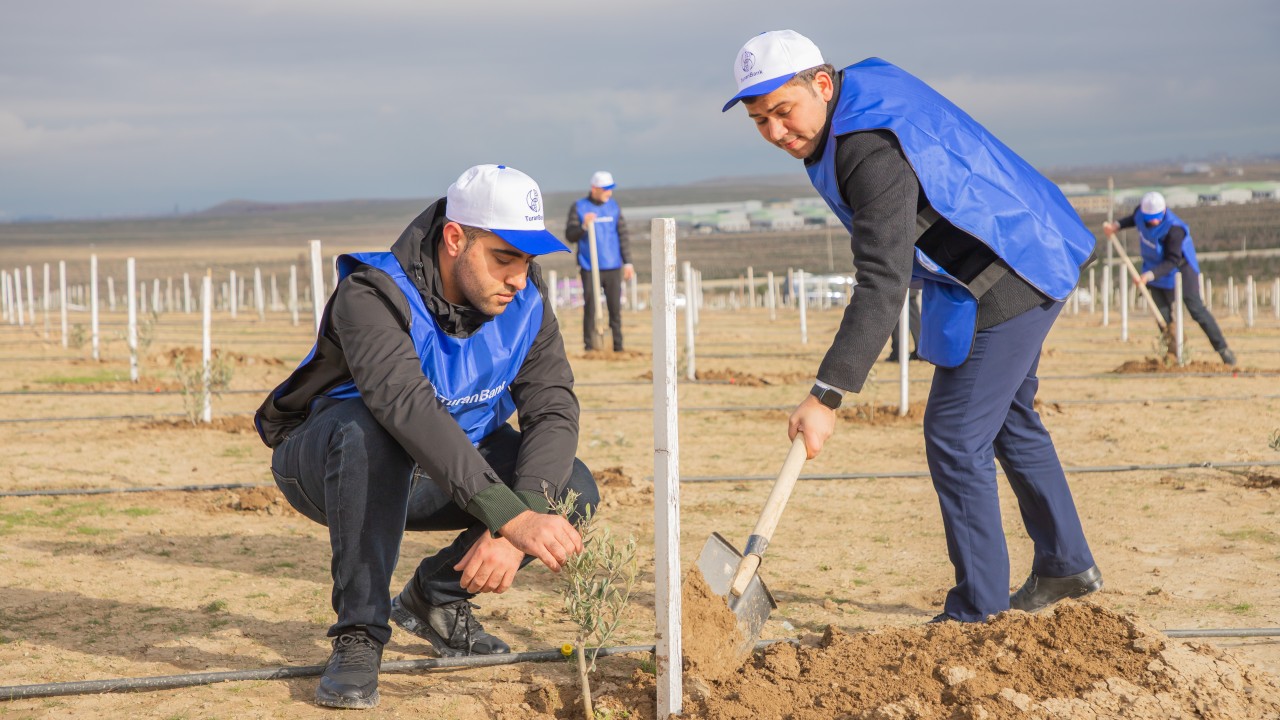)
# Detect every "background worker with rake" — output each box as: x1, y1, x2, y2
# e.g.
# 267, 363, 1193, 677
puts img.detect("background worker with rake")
722, 30, 1103, 624
1104, 190, 1237, 366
